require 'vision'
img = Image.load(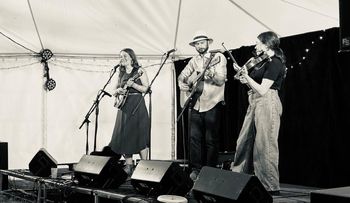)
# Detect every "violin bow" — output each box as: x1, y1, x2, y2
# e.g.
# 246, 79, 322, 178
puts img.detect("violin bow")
221, 42, 238, 65
222, 42, 241, 73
